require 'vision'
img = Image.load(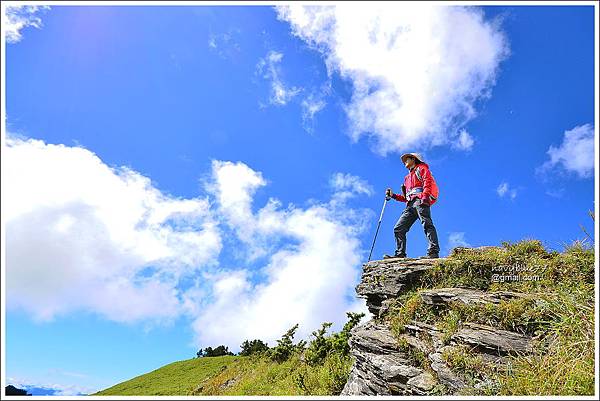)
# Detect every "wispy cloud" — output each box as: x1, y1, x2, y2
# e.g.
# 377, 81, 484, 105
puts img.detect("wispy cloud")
537, 124, 595, 179
208, 29, 242, 60
446, 232, 471, 255
451, 129, 475, 151
3, 5, 49, 44
256, 50, 302, 106
301, 94, 327, 133
496, 181, 518, 200
329, 172, 374, 205
276, 4, 509, 155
